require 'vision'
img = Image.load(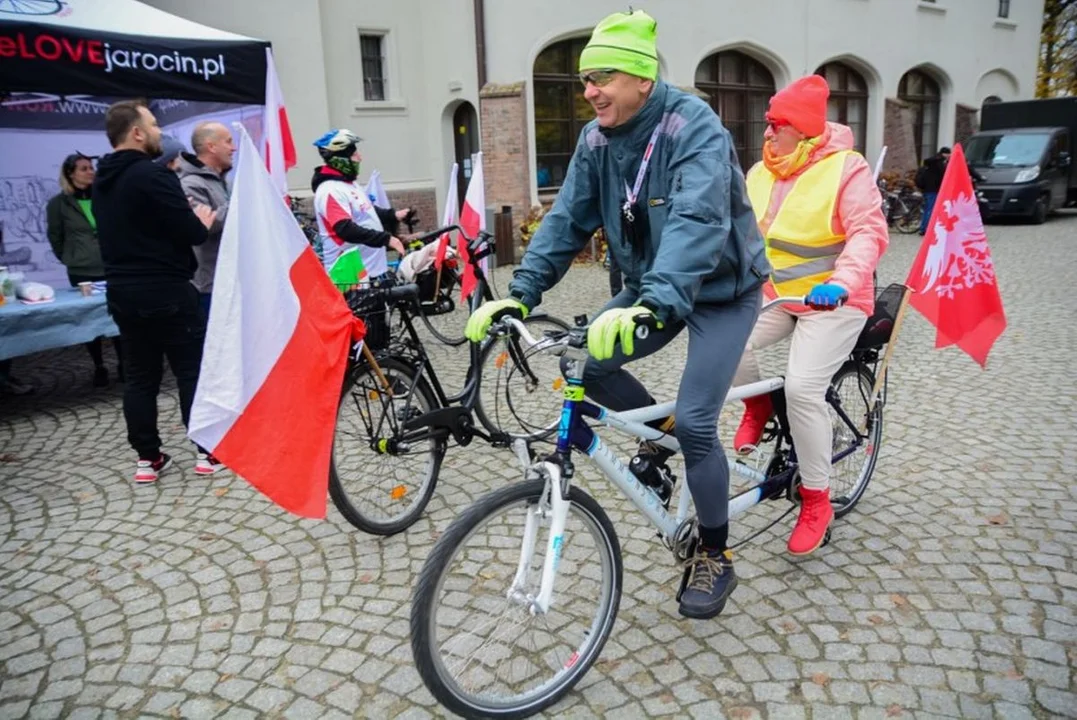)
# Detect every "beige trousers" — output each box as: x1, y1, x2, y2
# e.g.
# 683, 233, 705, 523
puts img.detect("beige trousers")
732, 306, 867, 489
